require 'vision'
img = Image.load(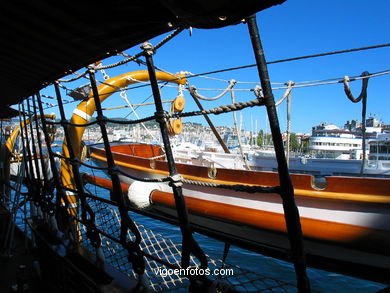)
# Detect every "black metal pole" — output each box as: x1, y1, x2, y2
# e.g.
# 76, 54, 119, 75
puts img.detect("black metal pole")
247, 15, 310, 292
142, 42, 208, 270
36, 93, 70, 219
54, 82, 101, 249
31, 97, 50, 192
26, 98, 43, 188
20, 103, 35, 186
88, 69, 144, 275
360, 95, 367, 175
54, 83, 85, 215
0, 119, 3, 199
15, 105, 29, 184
